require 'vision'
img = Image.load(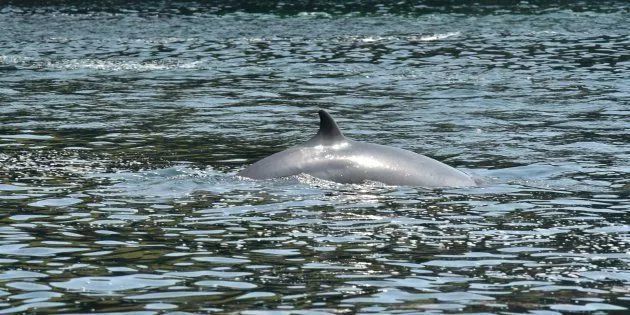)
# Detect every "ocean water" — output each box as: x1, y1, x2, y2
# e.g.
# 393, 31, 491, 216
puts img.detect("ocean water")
0, 1, 629, 314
